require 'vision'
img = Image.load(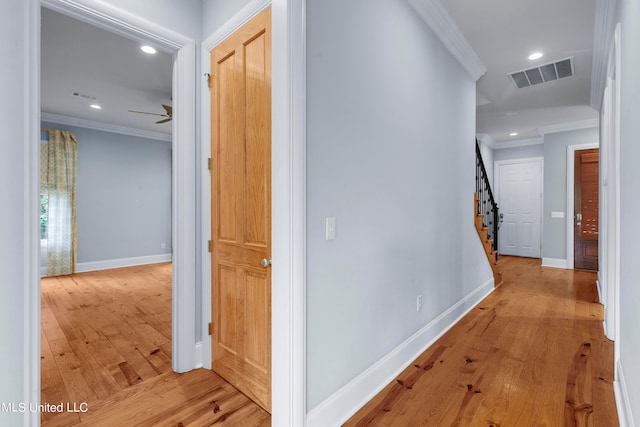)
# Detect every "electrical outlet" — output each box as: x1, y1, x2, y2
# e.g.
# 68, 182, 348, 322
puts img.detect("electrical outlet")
161, 243, 166, 249
417, 295, 423, 312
